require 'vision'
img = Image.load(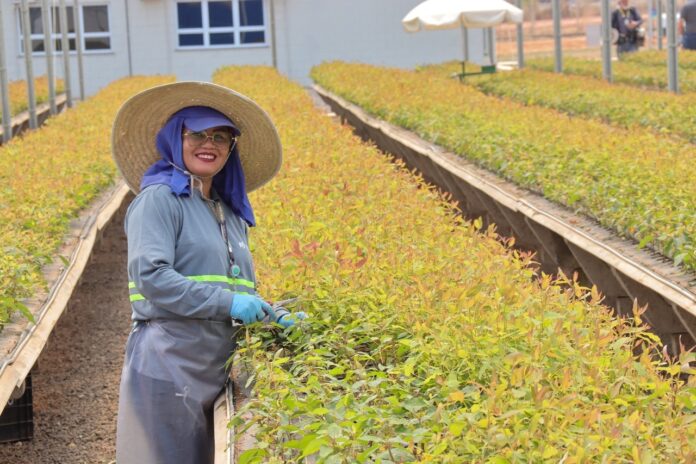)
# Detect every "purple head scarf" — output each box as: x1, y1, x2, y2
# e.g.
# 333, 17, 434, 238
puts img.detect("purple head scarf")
140, 106, 256, 226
